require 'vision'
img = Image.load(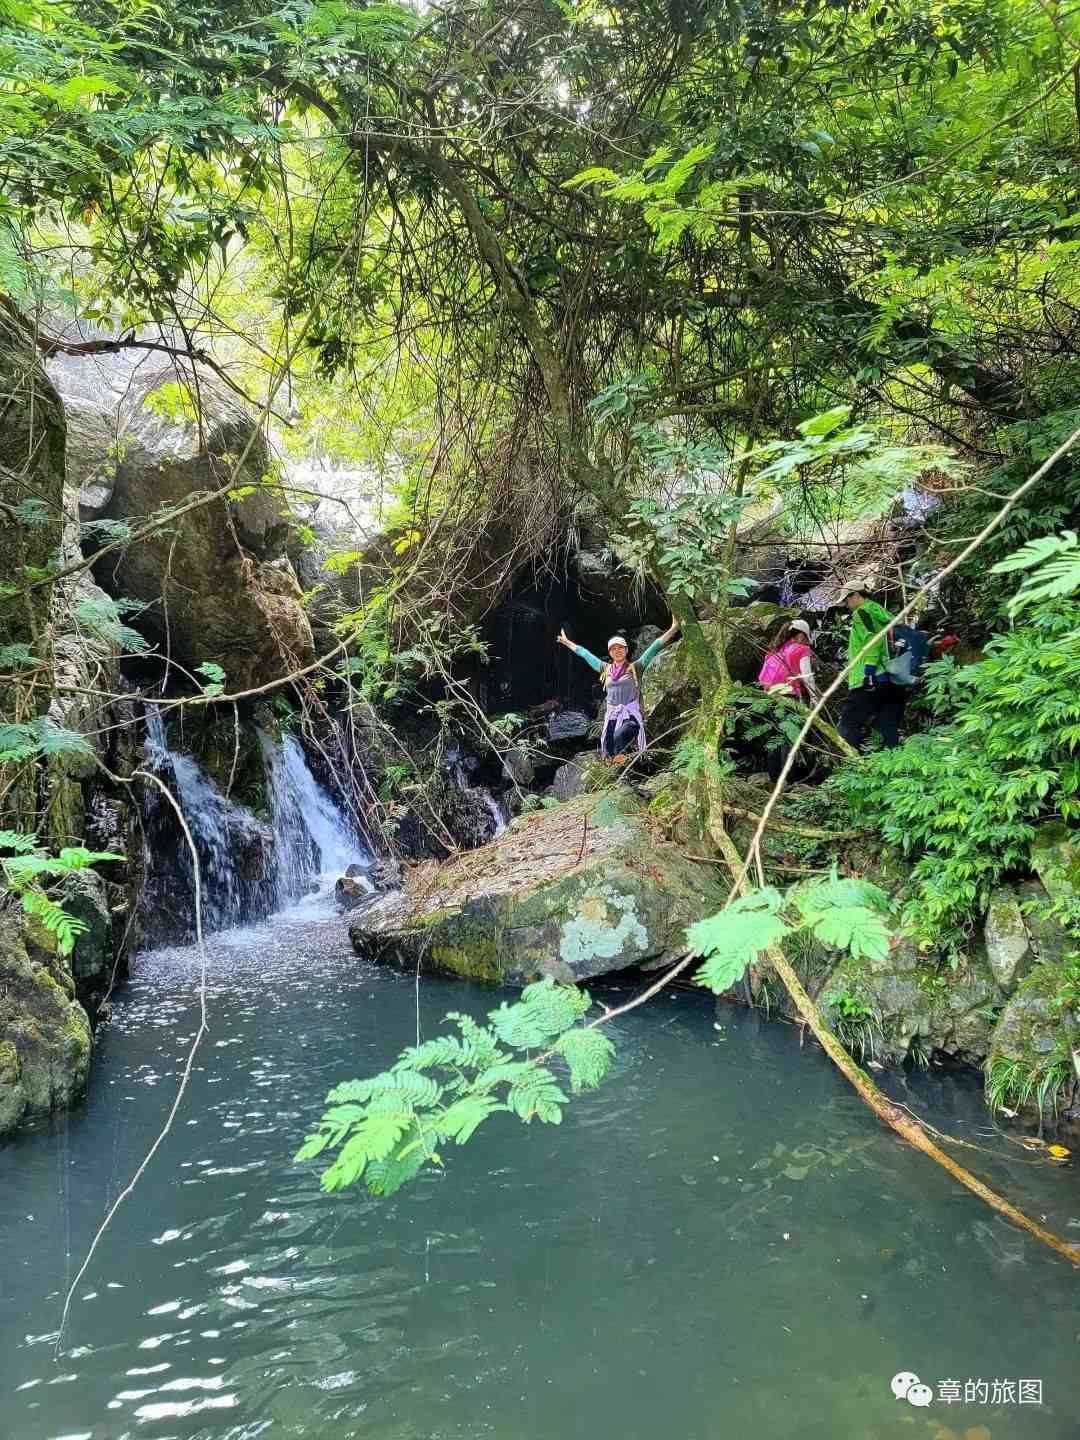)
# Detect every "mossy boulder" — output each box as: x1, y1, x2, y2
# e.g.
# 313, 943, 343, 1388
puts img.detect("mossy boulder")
95, 371, 313, 689
57, 869, 115, 1021
0, 914, 92, 1135
1030, 822, 1080, 907
349, 793, 727, 984
984, 886, 1035, 992
816, 939, 1004, 1065
985, 963, 1080, 1123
